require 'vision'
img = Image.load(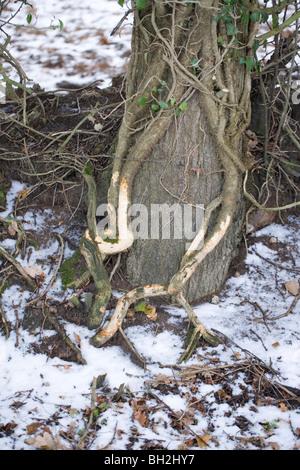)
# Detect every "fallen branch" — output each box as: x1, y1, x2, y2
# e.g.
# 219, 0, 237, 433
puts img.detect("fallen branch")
0, 245, 36, 290
45, 311, 87, 365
